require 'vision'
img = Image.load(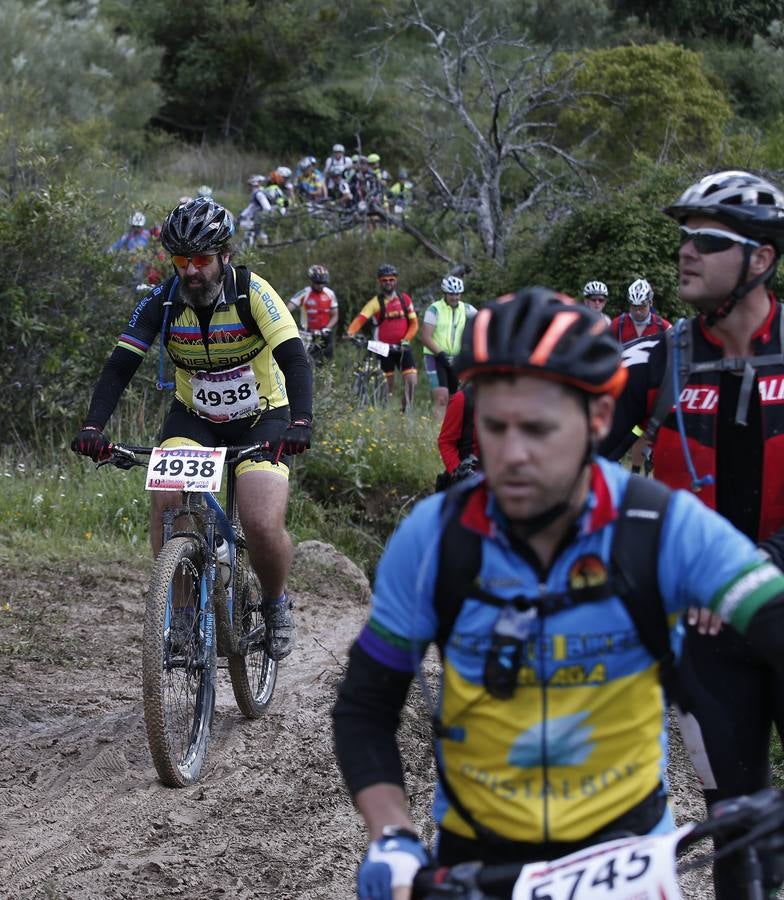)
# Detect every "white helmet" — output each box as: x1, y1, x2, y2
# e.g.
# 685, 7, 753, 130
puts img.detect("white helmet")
247, 174, 265, 187
197, 185, 213, 198
582, 280, 608, 298
441, 275, 464, 294
276, 166, 292, 179
627, 278, 654, 306
129, 211, 146, 227
332, 143, 345, 153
